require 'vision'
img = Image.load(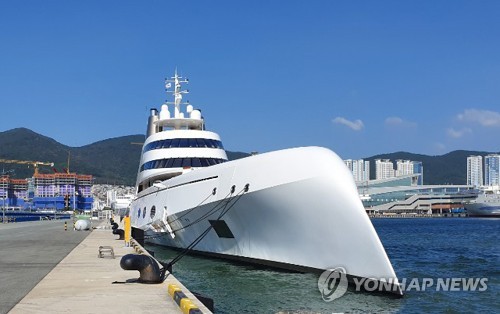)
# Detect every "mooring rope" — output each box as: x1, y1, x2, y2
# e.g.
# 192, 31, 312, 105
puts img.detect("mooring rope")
165, 185, 248, 268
